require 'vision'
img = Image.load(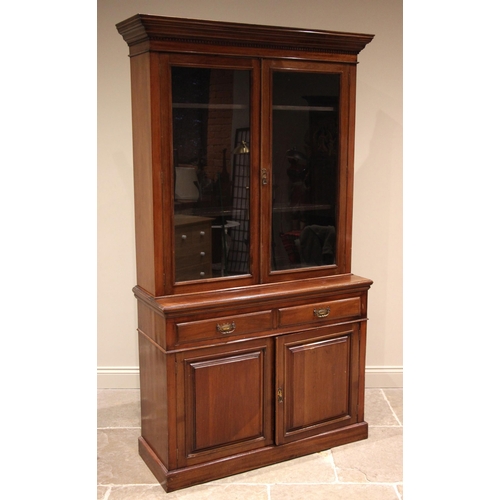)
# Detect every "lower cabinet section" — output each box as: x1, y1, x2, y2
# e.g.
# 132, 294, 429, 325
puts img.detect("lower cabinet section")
137, 322, 367, 492
134, 278, 371, 493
